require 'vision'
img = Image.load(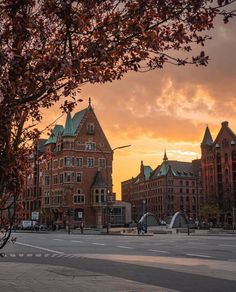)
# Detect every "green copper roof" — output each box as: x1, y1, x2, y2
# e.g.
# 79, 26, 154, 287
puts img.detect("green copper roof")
44, 106, 88, 144
153, 160, 196, 178
158, 162, 170, 176
72, 109, 87, 134
63, 112, 75, 137
144, 166, 153, 180
45, 124, 64, 145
